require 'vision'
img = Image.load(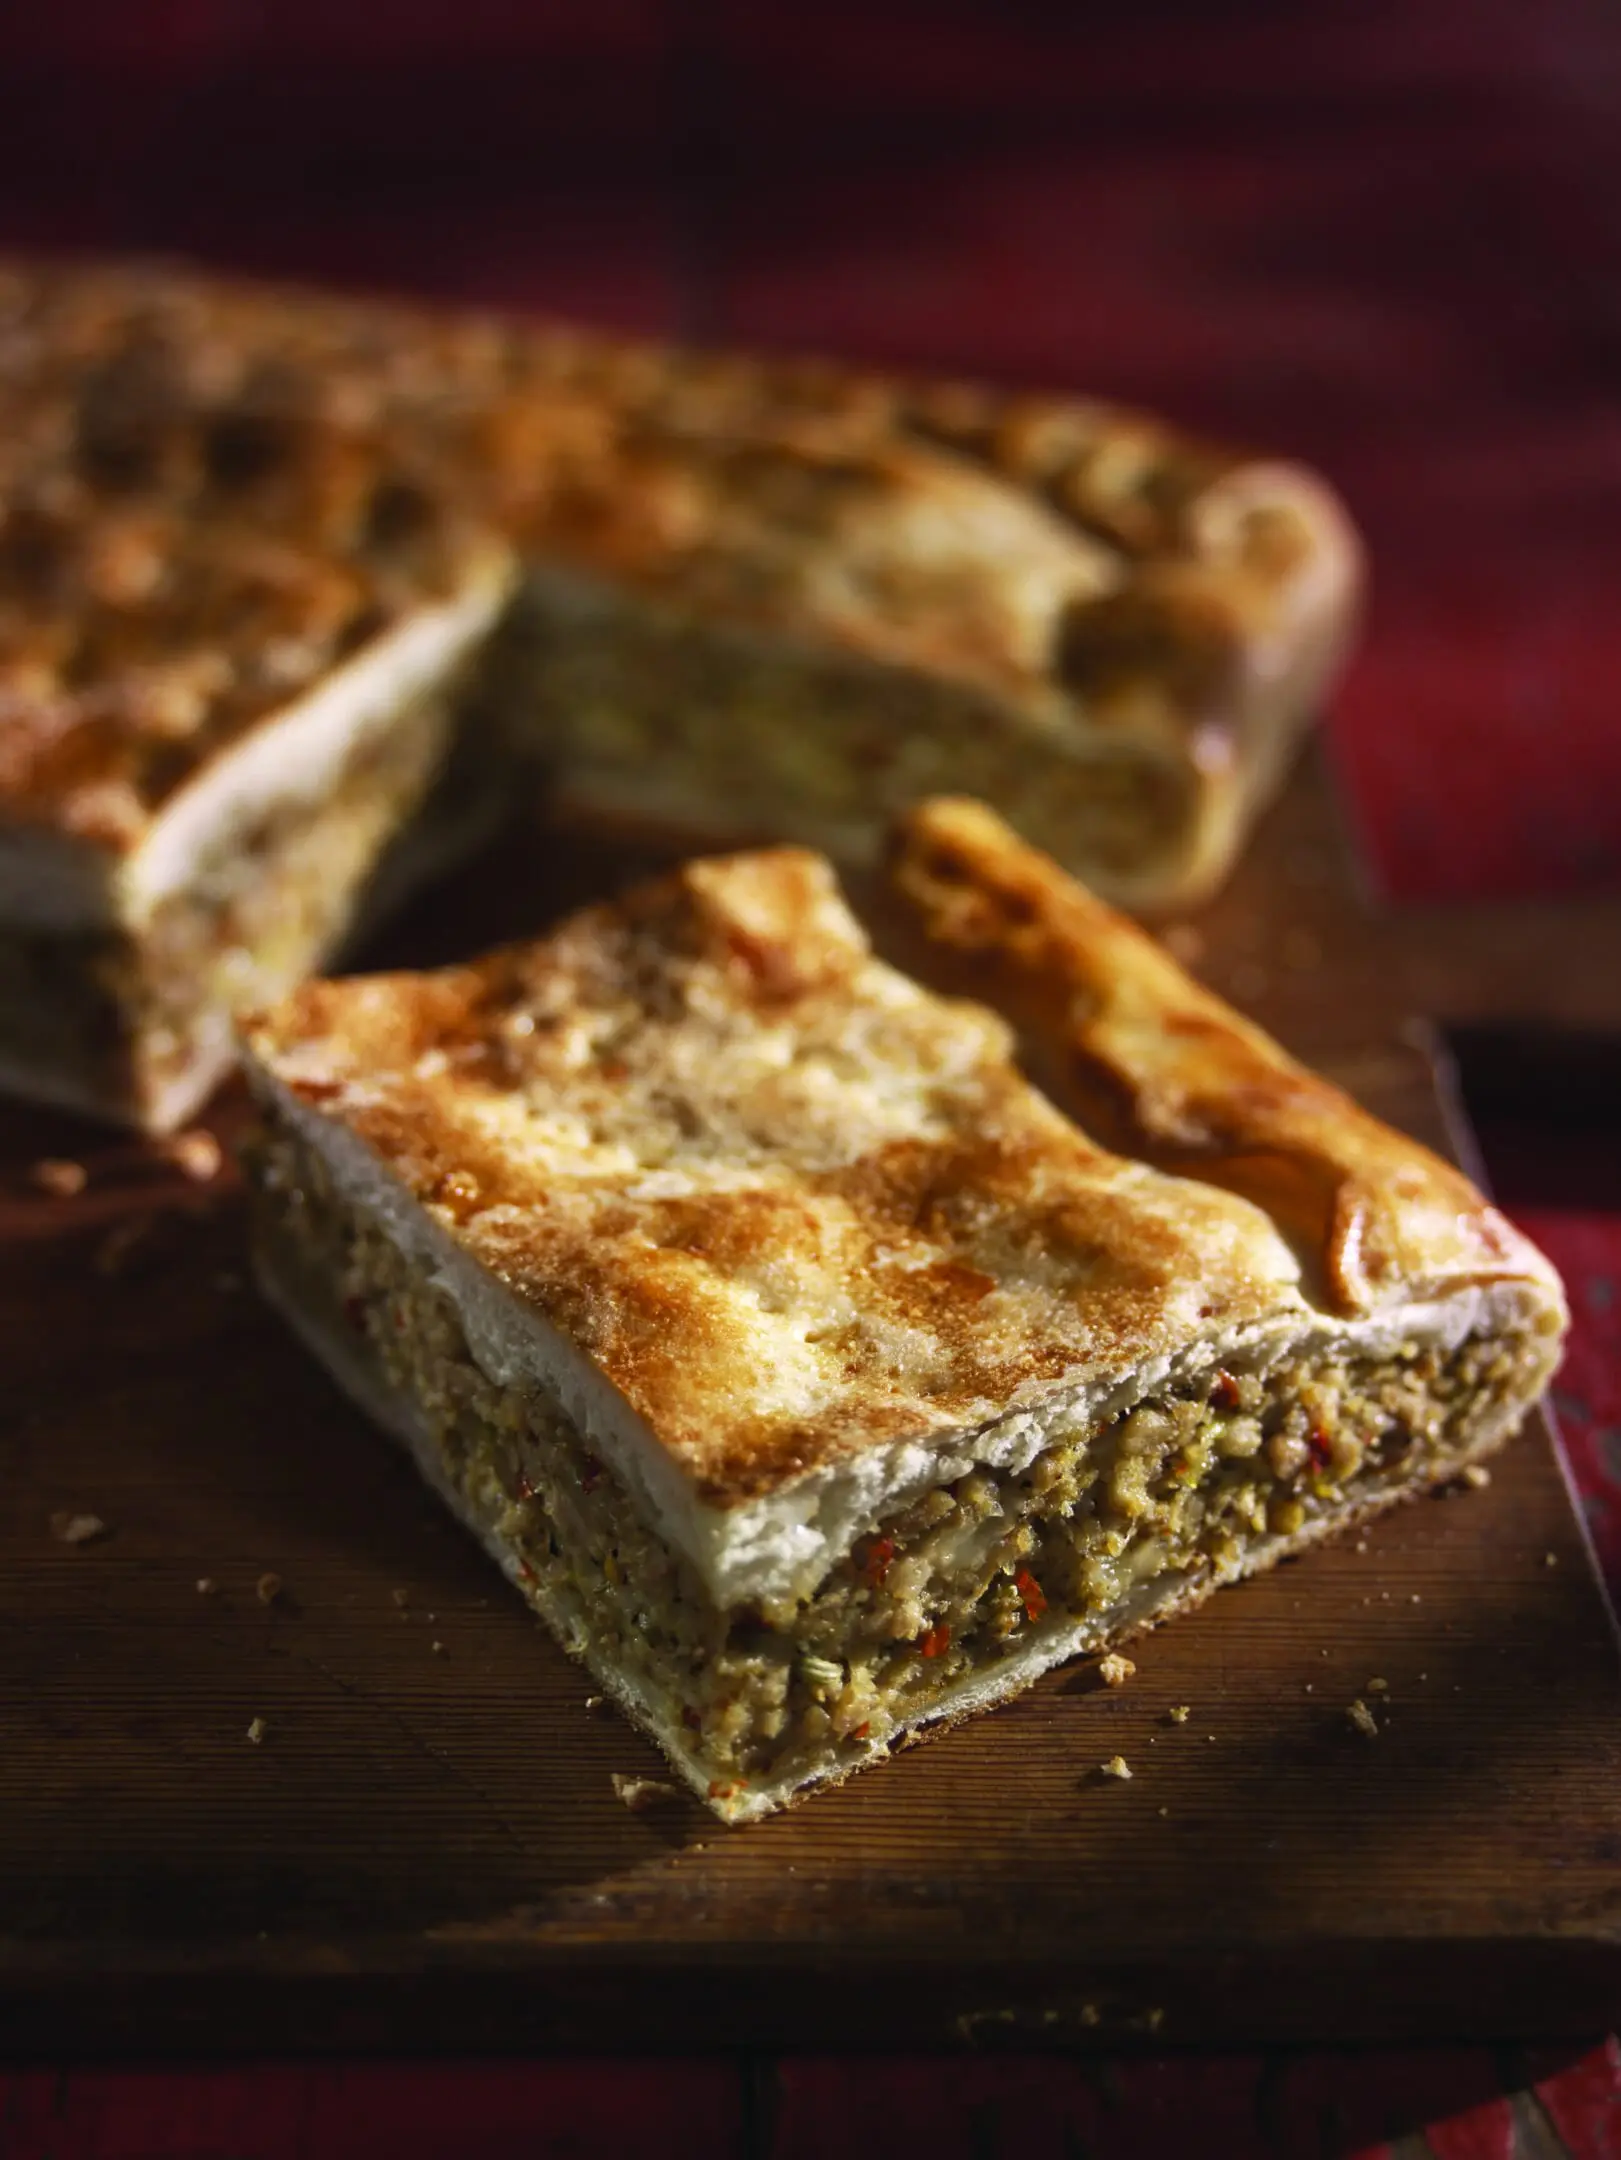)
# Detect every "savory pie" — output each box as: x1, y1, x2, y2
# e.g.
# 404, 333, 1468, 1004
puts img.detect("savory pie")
237, 802, 1564, 1821
0, 261, 516, 1129
0, 258, 1359, 1125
